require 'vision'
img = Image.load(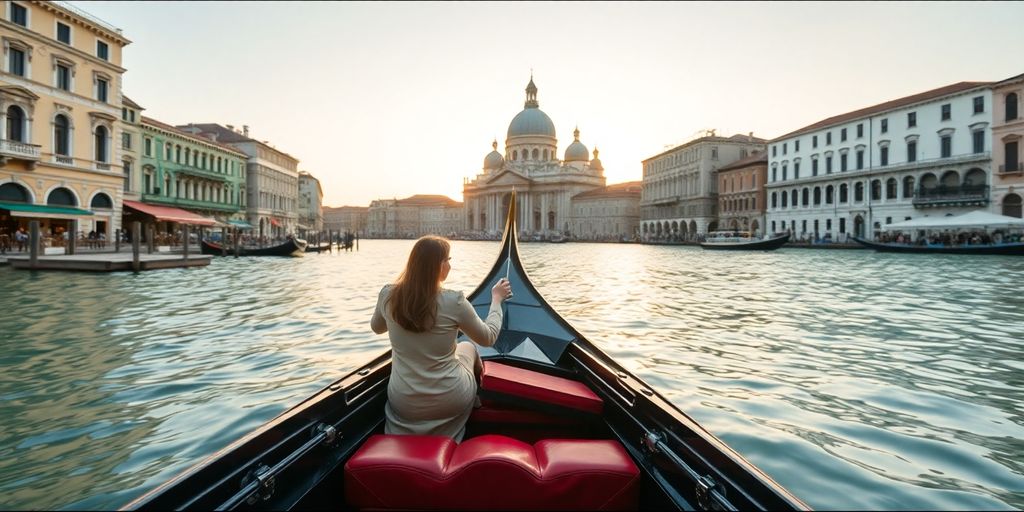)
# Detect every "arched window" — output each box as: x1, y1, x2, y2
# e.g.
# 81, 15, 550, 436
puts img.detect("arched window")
47, 187, 76, 206
90, 193, 113, 209
542, 149, 548, 161
781, 191, 788, 208
185, 148, 191, 166
512, 150, 518, 161
1004, 193, 1022, 218
825, 185, 834, 204
855, 182, 864, 202
54, 114, 70, 155
771, 192, 778, 208
95, 126, 108, 162
176, 145, 182, 163
802, 188, 809, 206
813, 186, 821, 205
839, 183, 849, 203
532, 148, 539, 160
790, 189, 798, 207
166, 143, 172, 160
6, 106, 24, 142
1007, 93, 1019, 122
903, 176, 915, 198
772, 168, 777, 181
871, 179, 881, 201
0, 182, 30, 202
886, 178, 897, 199
940, 170, 959, 188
